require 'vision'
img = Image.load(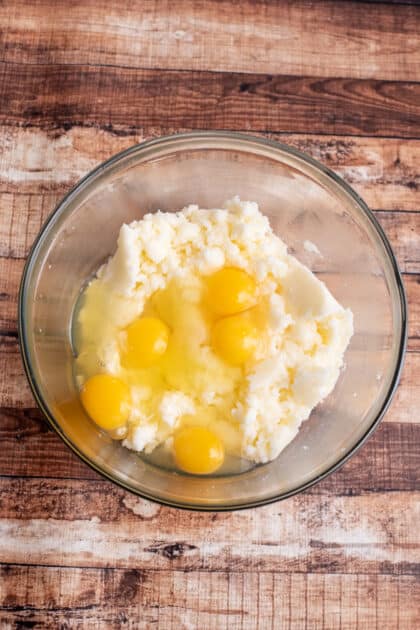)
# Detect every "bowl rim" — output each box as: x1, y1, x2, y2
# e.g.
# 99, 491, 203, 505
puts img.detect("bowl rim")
18, 130, 408, 511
